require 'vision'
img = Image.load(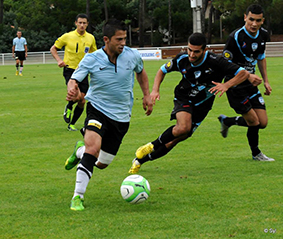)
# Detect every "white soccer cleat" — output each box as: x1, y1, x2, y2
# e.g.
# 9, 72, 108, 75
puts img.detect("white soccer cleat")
253, 152, 275, 162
